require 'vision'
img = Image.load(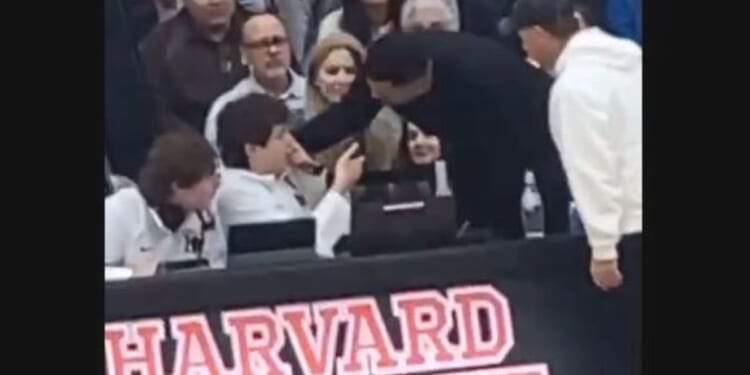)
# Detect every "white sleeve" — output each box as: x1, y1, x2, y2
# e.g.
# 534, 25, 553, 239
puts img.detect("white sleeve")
288, 169, 329, 209
104, 197, 133, 267
552, 85, 623, 261
216, 184, 290, 229
204, 102, 221, 152
311, 191, 351, 258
